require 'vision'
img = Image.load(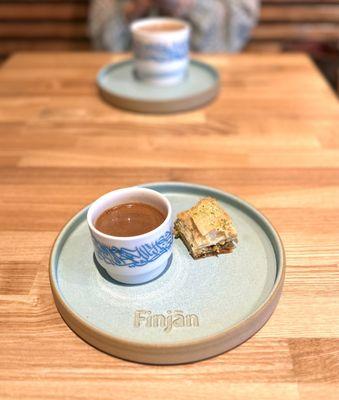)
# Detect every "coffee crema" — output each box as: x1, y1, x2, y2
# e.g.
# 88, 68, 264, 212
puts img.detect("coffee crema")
137, 22, 184, 33
95, 202, 166, 237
